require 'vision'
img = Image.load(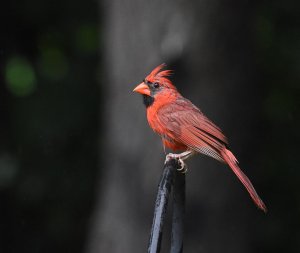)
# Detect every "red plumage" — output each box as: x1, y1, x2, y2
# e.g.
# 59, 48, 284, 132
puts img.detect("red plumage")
133, 64, 267, 212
